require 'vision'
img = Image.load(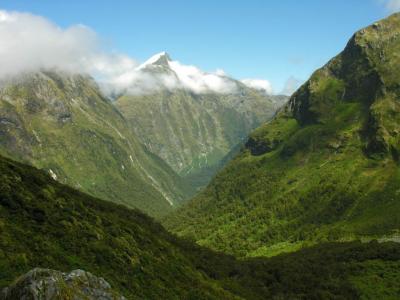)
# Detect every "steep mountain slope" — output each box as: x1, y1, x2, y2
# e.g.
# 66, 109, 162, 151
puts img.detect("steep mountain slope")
0, 71, 191, 217
115, 53, 287, 188
1, 154, 400, 299
165, 13, 400, 257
